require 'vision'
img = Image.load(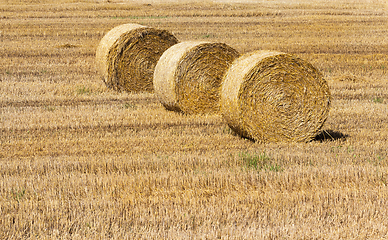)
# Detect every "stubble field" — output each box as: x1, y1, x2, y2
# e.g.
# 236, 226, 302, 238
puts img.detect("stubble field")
1, 0, 388, 239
